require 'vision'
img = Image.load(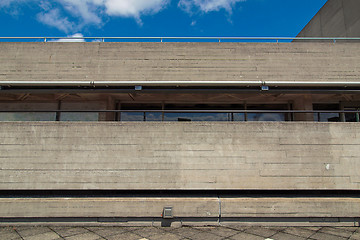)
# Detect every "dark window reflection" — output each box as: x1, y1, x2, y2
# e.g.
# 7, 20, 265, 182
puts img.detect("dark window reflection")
313, 104, 340, 122
164, 113, 230, 121
247, 104, 289, 122
118, 103, 290, 122
344, 108, 360, 122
